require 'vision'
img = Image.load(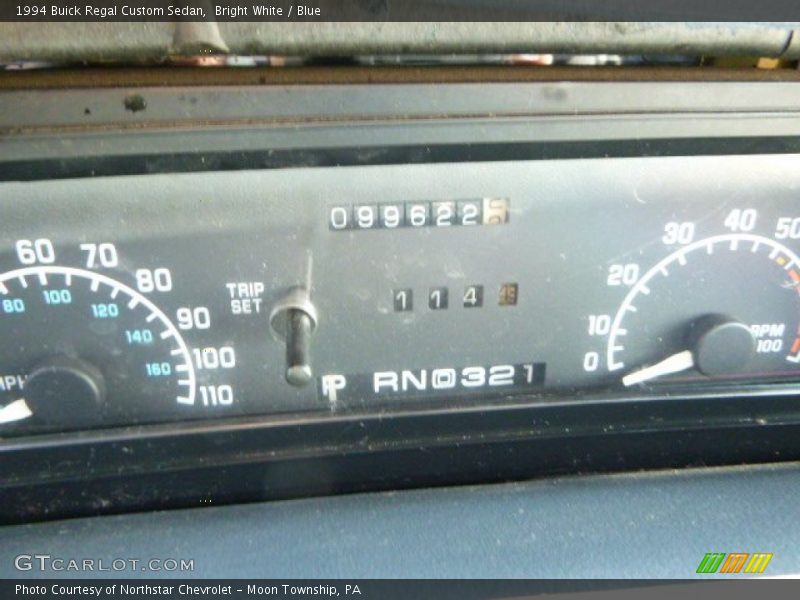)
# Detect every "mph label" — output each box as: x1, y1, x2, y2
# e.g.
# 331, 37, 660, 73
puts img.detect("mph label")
319, 363, 545, 404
